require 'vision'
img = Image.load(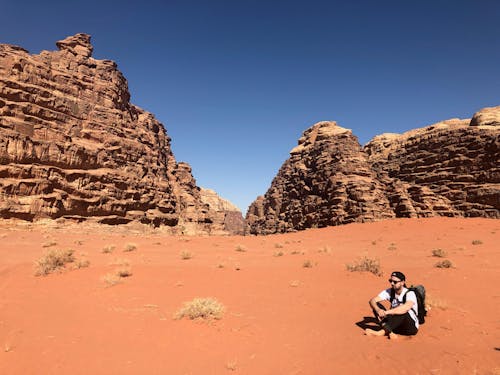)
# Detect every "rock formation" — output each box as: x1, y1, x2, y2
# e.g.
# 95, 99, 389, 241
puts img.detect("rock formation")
199, 188, 245, 235
247, 109, 499, 234
246, 121, 395, 234
0, 33, 241, 234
